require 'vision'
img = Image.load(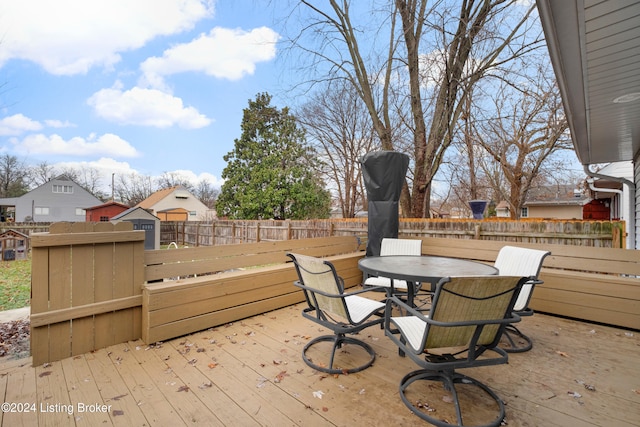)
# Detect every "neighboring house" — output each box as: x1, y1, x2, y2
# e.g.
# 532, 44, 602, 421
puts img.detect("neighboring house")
85, 201, 130, 222
521, 185, 589, 220
0, 175, 102, 222
586, 162, 634, 222
136, 186, 212, 221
